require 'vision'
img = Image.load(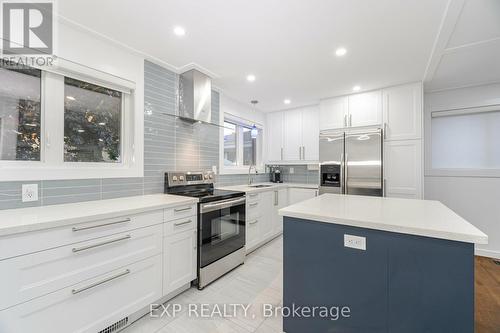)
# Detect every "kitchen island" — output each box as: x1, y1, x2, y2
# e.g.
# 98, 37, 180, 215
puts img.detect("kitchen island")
279, 194, 488, 333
